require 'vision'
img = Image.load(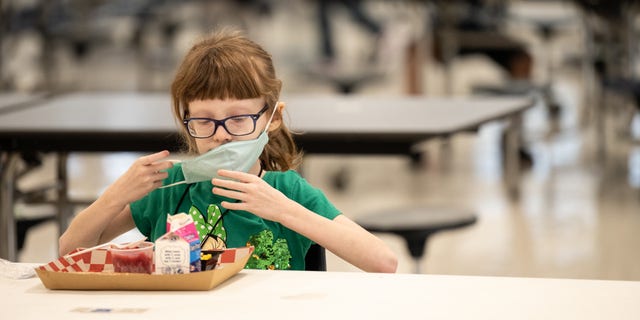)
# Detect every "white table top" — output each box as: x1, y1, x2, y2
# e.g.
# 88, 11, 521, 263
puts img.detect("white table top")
509, 1, 579, 25
284, 94, 532, 135
2, 268, 639, 320
0, 92, 176, 132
